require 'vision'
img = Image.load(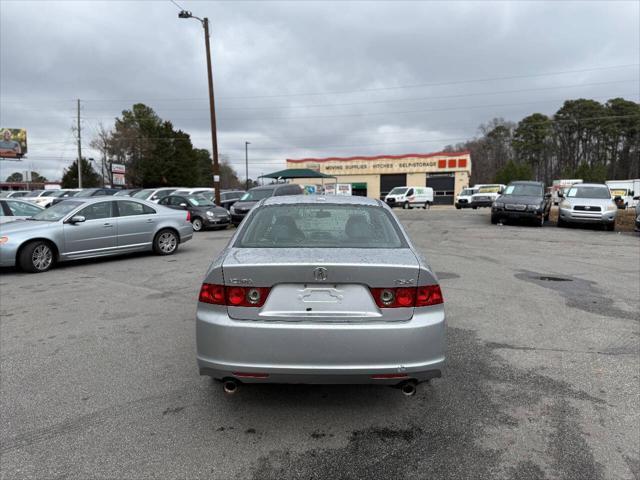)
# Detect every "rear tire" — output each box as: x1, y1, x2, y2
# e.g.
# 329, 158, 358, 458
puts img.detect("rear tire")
455, 204, 461, 210
557, 217, 566, 228
537, 215, 544, 227
424, 201, 431, 210
403, 201, 410, 210
472, 206, 478, 210
490, 215, 499, 225
605, 221, 615, 232
153, 229, 179, 255
192, 217, 203, 232
19, 240, 55, 273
